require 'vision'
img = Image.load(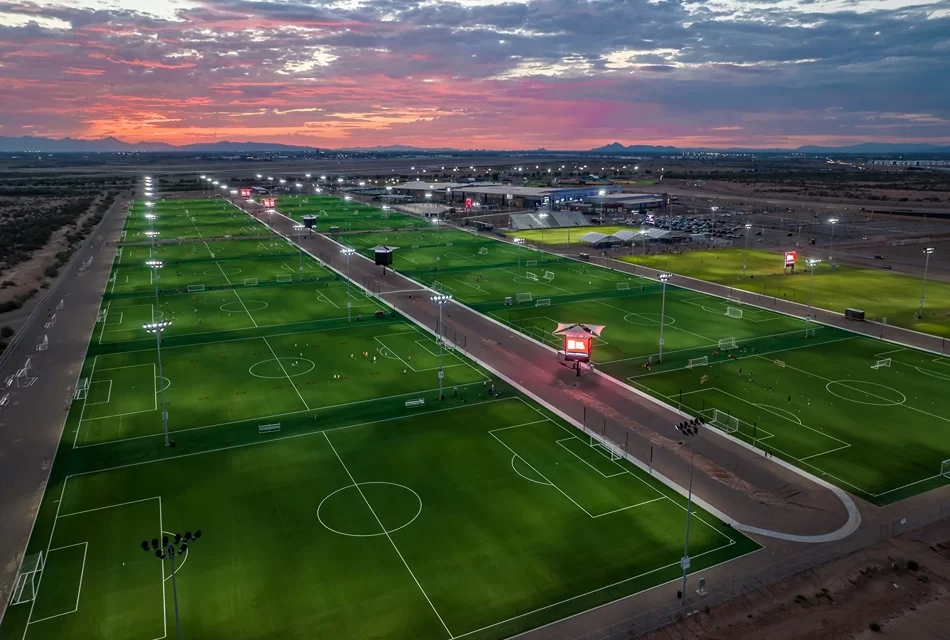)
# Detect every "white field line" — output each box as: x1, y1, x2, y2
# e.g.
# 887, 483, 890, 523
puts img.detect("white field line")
263, 335, 307, 411
71, 356, 98, 449
323, 432, 454, 639
231, 289, 259, 328
26, 542, 88, 625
